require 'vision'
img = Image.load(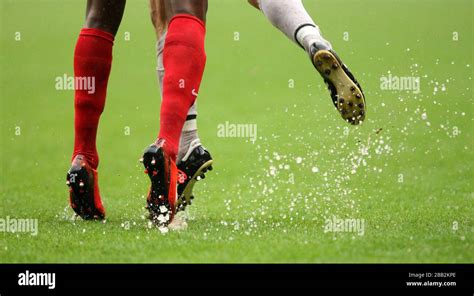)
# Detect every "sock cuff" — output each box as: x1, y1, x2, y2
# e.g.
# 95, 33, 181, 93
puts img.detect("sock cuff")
294, 23, 316, 48
169, 14, 206, 32
165, 14, 206, 58
80, 28, 115, 44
